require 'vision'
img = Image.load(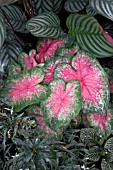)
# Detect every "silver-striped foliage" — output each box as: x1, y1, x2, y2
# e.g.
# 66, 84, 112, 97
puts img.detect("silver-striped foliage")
0, 15, 6, 50
86, 4, 97, 16
0, 5, 27, 32
89, 0, 113, 21
66, 13, 113, 58
64, 0, 88, 13
26, 12, 63, 38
